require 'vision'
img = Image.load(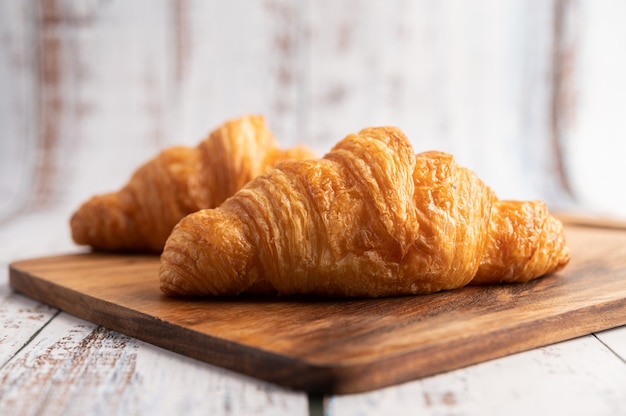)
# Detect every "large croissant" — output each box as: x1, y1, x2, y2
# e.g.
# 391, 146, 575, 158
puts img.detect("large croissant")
70, 115, 314, 253
159, 126, 570, 297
